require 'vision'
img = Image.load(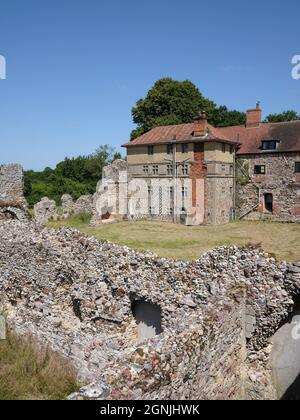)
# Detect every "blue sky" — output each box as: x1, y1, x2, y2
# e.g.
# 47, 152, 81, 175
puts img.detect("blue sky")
0, 0, 299, 170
